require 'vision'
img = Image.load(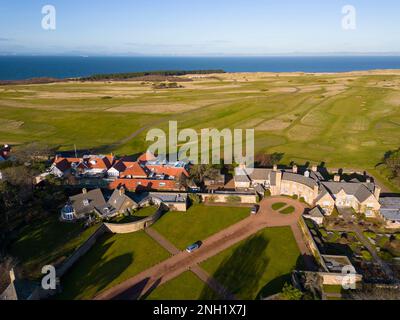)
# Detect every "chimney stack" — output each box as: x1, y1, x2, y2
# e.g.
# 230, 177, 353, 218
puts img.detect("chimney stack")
366, 178, 371, 184
374, 186, 381, 200
334, 174, 341, 182
119, 187, 125, 196
312, 165, 318, 172
273, 164, 278, 172
82, 188, 87, 194
292, 165, 298, 174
